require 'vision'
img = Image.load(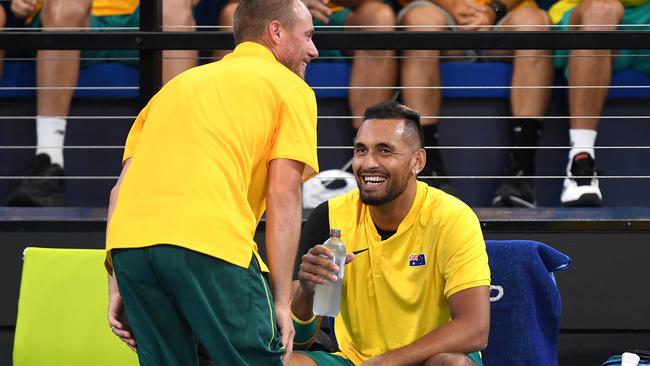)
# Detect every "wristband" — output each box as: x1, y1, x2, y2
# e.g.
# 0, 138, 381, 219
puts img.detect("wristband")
291, 311, 319, 346
487, 0, 507, 24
